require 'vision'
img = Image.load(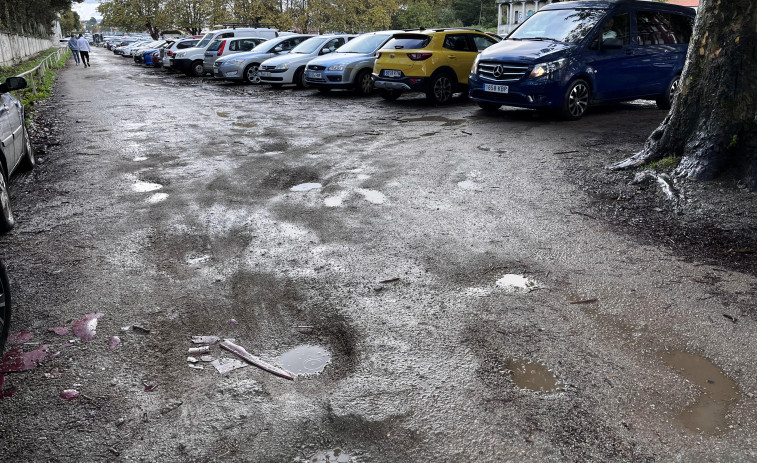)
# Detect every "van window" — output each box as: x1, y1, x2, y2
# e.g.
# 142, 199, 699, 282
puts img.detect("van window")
600, 13, 630, 45
637, 11, 693, 45
509, 8, 606, 43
